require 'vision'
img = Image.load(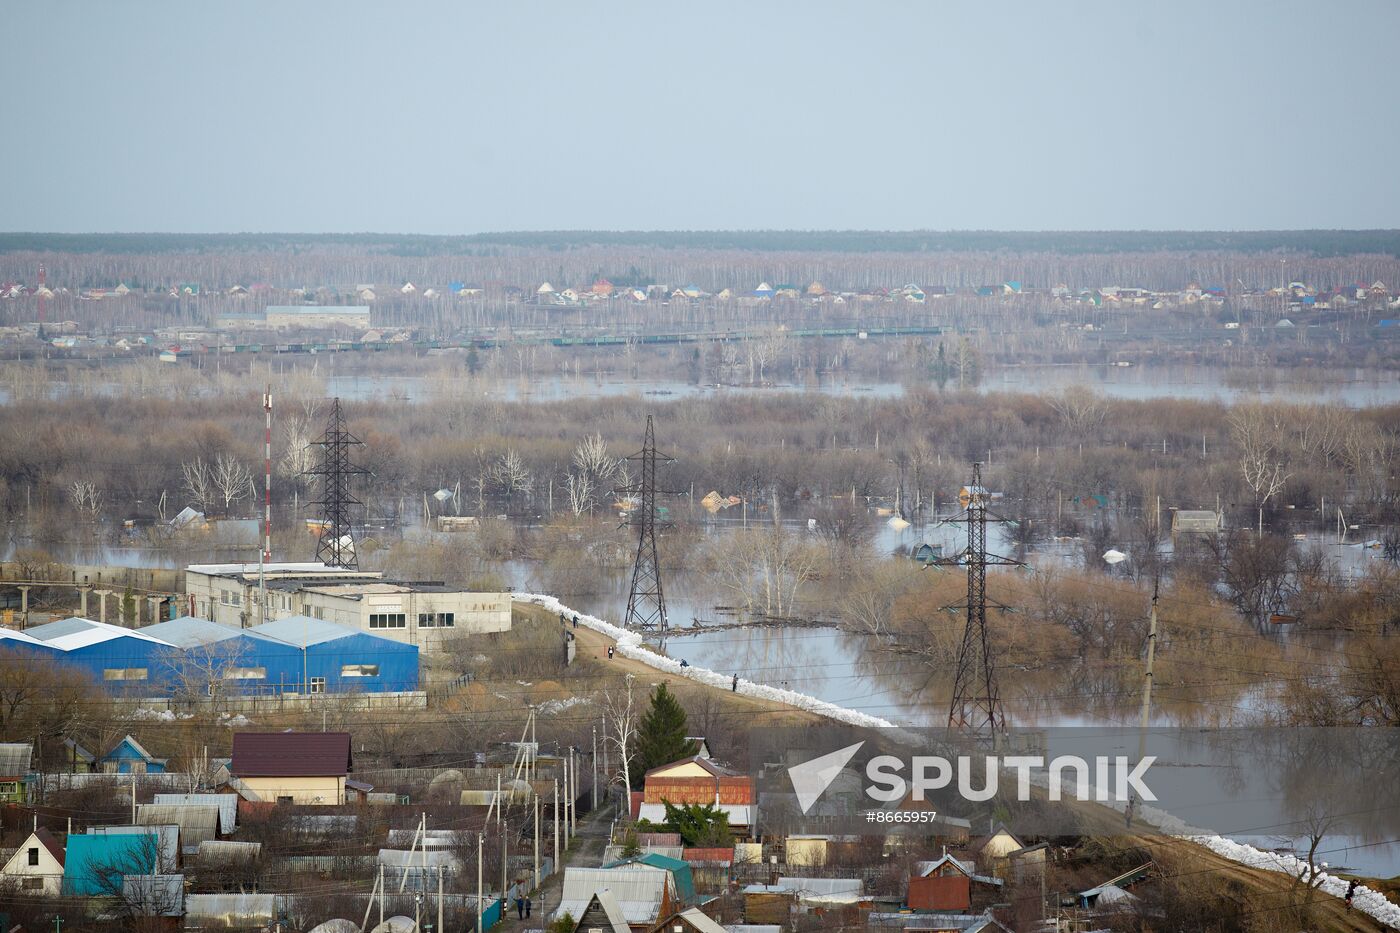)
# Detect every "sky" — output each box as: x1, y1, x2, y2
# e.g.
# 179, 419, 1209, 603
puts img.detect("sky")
2, 0, 1397, 234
